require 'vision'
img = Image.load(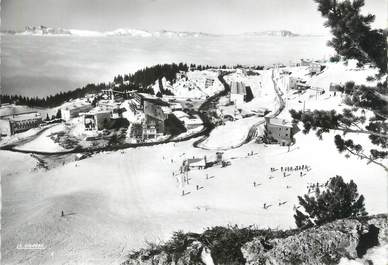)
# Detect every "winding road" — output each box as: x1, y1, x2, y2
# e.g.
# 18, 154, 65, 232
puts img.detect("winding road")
0, 69, 286, 155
